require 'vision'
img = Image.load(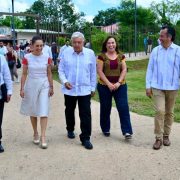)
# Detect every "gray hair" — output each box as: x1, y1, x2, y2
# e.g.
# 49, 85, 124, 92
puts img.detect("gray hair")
71, 32, 85, 41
